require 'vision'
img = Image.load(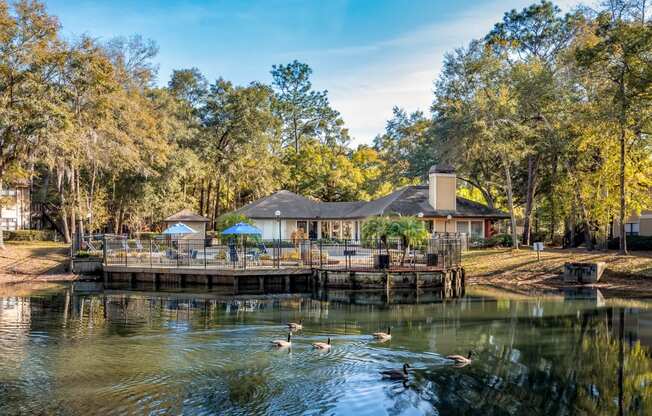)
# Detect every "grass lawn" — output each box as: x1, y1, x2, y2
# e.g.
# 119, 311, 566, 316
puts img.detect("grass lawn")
0, 241, 74, 283
463, 247, 652, 293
